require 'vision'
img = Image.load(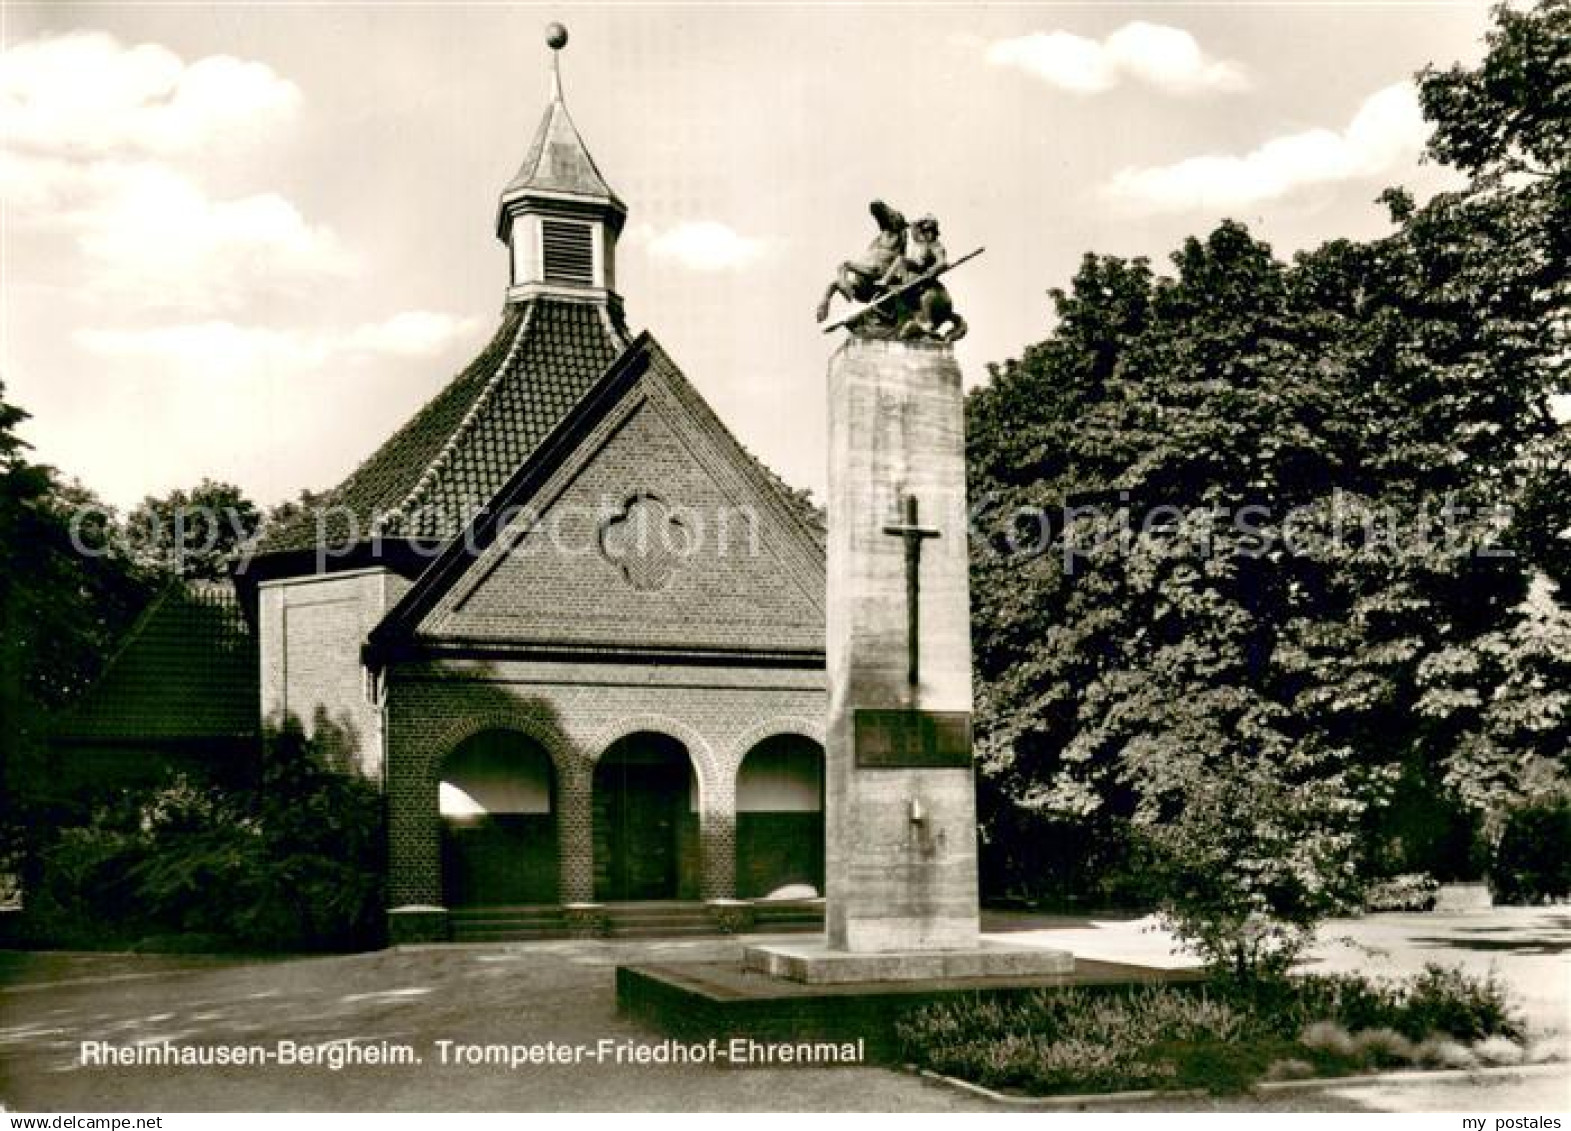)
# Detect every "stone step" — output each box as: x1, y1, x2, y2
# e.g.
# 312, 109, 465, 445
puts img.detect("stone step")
445, 901, 825, 943
607, 924, 719, 939
451, 927, 566, 942
450, 917, 565, 933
